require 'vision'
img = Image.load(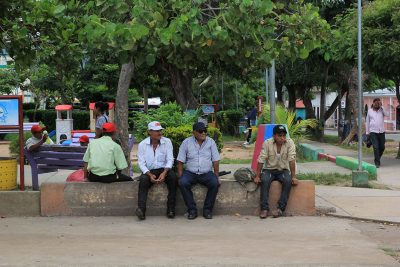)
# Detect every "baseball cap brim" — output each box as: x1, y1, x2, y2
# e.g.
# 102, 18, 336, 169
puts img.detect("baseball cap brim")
148, 125, 164, 131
